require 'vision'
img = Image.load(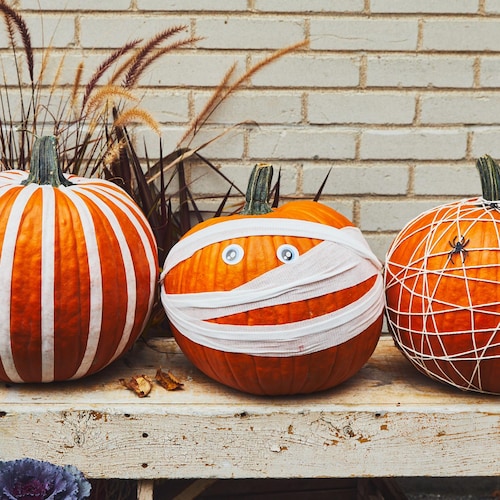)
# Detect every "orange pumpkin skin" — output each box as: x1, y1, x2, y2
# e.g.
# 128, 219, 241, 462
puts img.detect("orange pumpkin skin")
0, 137, 158, 383
172, 319, 382, 396
163, 196, 383, 396
385, 196, 500, 394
